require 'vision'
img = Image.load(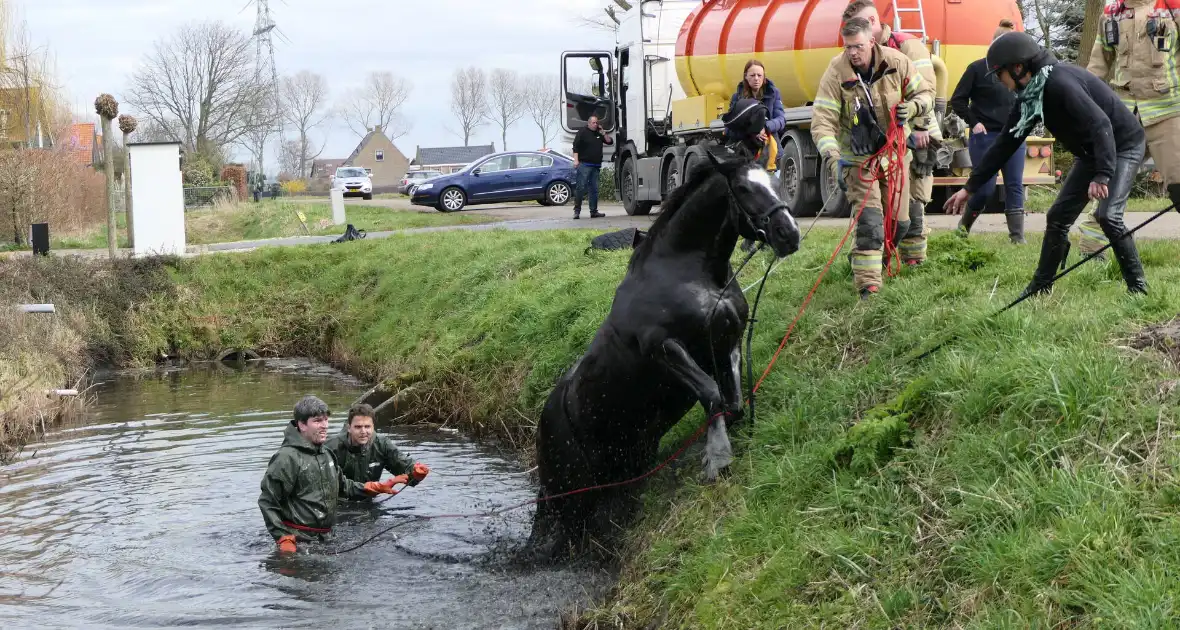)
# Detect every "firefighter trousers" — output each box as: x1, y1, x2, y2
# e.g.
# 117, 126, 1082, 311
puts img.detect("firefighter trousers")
844, 152, 912, 292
